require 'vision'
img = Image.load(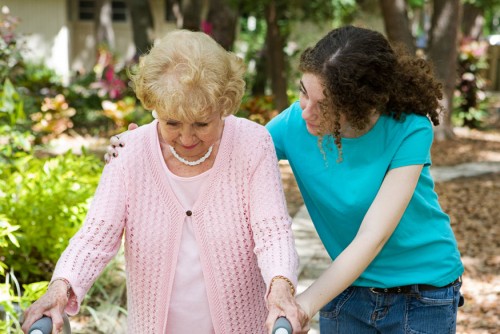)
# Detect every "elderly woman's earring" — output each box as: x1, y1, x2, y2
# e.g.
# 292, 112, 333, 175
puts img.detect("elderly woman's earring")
152, 110, 158, 119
